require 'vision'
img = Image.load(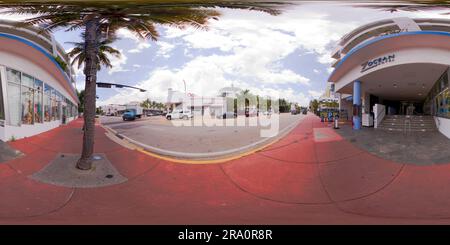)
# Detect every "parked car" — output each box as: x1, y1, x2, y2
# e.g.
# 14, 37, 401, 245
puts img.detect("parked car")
217, 111, 237, 119
146, 109, 164, 116
166, 110, 193, 120
302, 108, 307, 115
